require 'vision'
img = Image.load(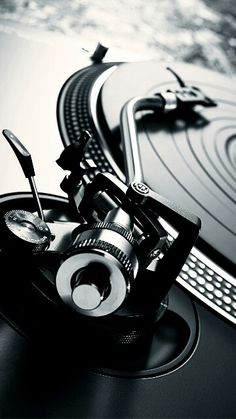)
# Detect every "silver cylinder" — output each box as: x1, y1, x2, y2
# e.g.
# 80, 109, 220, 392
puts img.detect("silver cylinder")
56, 208, 138, 317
